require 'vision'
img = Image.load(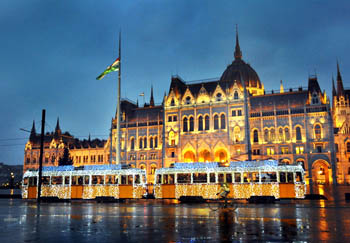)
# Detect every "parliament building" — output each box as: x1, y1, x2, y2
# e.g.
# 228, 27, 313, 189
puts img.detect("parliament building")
24, 31, 350, 185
